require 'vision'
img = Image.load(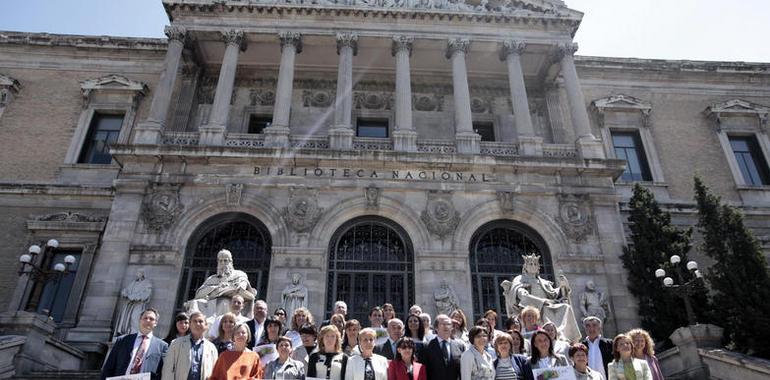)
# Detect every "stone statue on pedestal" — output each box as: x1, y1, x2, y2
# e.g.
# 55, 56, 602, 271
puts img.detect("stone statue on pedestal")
433, 280, 459, 316
184, 249, 256, 319
281, 272, 308, 317
579, 280, 609, 322
501, 254, 581, 342
115, 269, 152, 337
